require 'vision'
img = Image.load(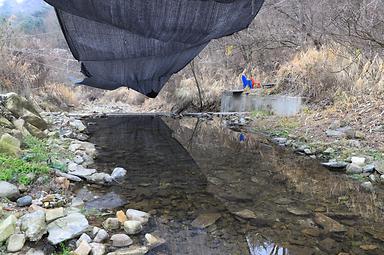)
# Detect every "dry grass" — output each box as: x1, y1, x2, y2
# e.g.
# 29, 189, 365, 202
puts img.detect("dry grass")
99, 87, 146, 106
274, 45, 384, 103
